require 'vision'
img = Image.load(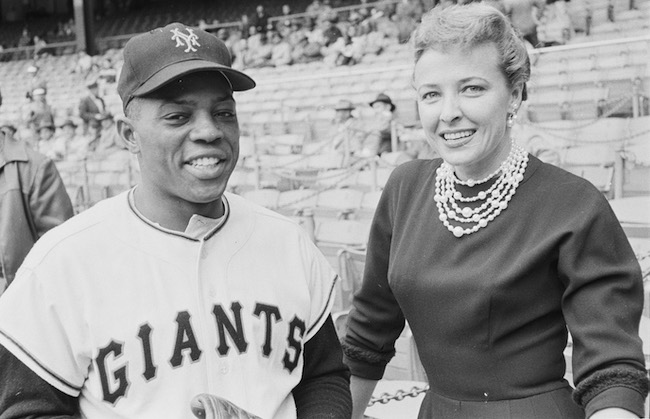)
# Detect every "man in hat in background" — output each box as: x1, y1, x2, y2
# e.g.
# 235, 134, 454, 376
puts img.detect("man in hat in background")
91, 112, 128, 159
35, 119, 66, 161
53, 118, 81, 160
368, 92, 400, 156
330, 99, 378, 165
78, 78, 106, 135
23, 86, 55, 132
0, 22, 351, 419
